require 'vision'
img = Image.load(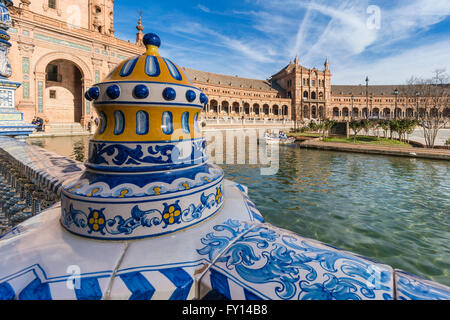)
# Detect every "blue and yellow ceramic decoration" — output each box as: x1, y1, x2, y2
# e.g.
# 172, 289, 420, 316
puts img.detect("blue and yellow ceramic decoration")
61, 33, 224, 240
